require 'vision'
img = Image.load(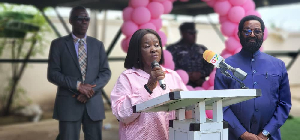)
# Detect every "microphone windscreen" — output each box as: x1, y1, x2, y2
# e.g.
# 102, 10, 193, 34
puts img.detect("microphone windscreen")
151, 60, 159, 69
203, 50, 216, 63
